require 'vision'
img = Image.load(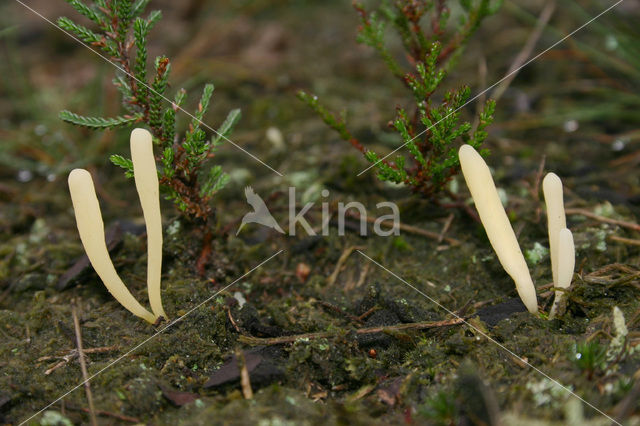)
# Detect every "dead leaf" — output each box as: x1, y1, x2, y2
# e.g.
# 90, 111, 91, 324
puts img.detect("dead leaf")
377, 377, 405, 406
160, 384, 199, 407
